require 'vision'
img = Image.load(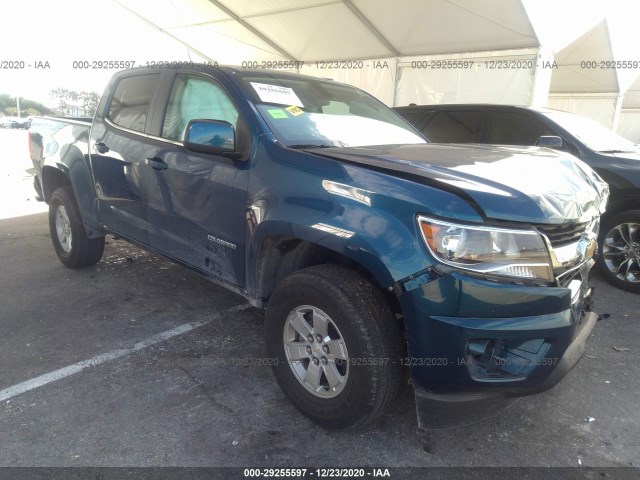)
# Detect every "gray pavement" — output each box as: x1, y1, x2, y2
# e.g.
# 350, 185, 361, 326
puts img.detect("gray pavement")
0, 129, 638, 467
